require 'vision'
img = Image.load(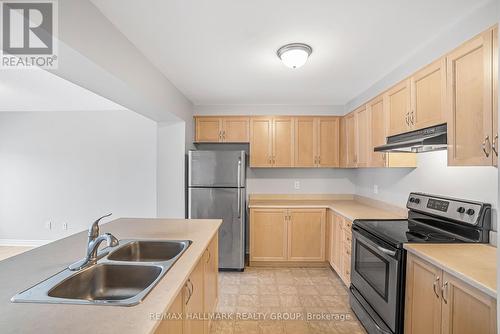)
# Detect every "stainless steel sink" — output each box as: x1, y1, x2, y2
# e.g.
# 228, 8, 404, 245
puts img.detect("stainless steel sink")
11, 239, 191, 306
108, 240, 189, 262
48, 264, 162, 301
